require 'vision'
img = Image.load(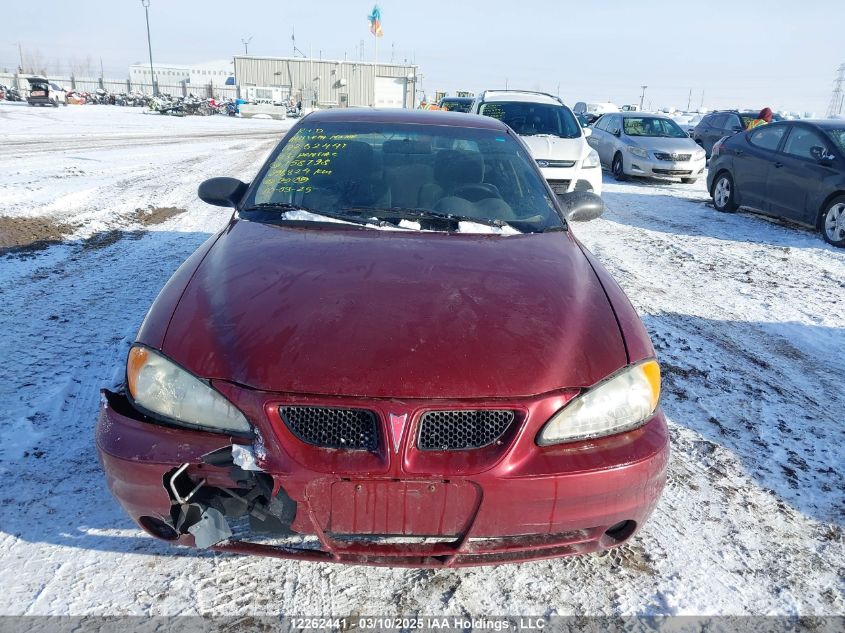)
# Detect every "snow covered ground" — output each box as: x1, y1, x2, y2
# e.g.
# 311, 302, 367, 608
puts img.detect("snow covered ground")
0, 103, 842, 616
